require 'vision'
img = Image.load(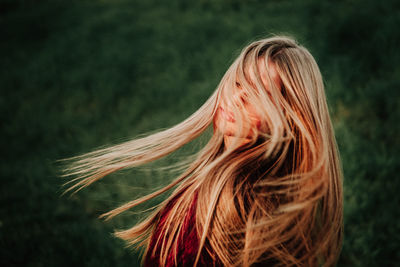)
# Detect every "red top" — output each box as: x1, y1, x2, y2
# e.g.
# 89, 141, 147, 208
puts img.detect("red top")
144, 192, 222, 267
